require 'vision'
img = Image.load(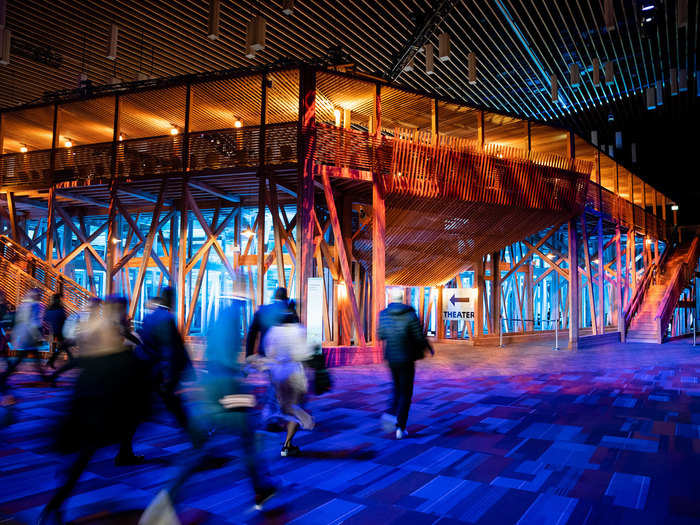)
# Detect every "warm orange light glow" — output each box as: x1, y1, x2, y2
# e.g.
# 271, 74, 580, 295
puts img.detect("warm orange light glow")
64, 139, 73, 148
334, 108, 341, 127
170, 126, 179, 135
241, 228, 255, 238
19, 145, 28, 153
118, 133, 124, 141
234, 119, 243, 128
337, 281, 347, 299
